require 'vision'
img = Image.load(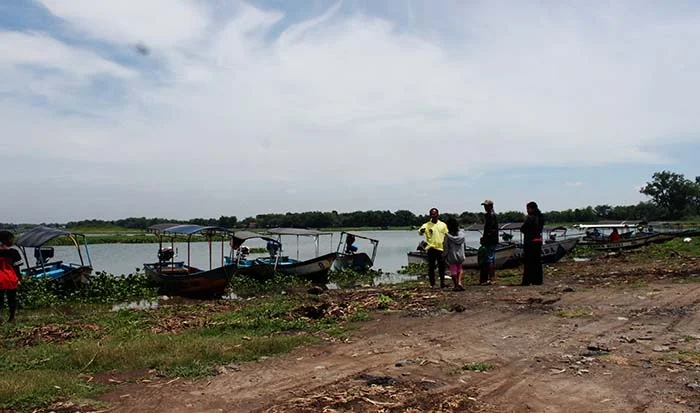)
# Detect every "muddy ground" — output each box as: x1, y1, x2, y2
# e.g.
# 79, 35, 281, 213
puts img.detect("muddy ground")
61, 255, 700, 412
